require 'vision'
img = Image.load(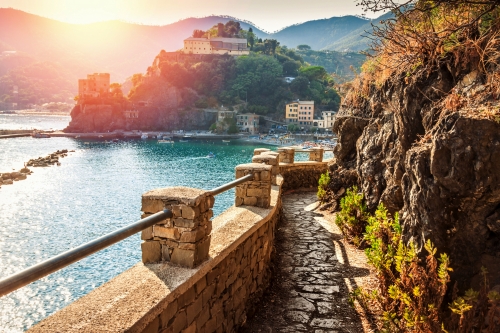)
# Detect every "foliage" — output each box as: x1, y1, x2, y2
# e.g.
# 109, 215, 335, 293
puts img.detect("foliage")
297, 44, 311, 50
335, 186, 368, 247
0, 61, 74, 108
445, 267, 500, 332
358, 204, 452, 332
317, 171, 331, 202
287, 123, 299, 132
